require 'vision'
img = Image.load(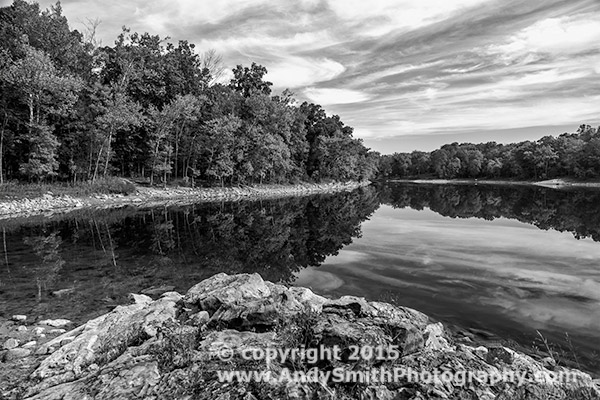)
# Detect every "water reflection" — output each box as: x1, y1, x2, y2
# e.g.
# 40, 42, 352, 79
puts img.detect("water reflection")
296, 183, 600, 373
0, 186, 379, 322
1, 182, 600, 372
